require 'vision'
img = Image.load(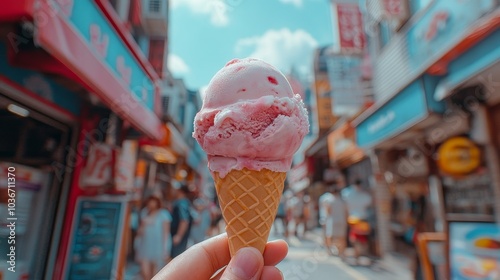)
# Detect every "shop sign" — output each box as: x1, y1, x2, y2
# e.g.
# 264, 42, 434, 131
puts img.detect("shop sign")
114, 140, 138, 192
332, 2, 366, 54
407, 0, 496, 70
80, 143, 115, 188
356, 80, 427, 148
35, 0, 163, 140
449, 222, 500, 280
314, 78, 337, 130
50, 0, 156, 111
326, 54, 369, 111
437, 137, 481, 176
381, 0, 409, 20
65, 198, 127, 279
